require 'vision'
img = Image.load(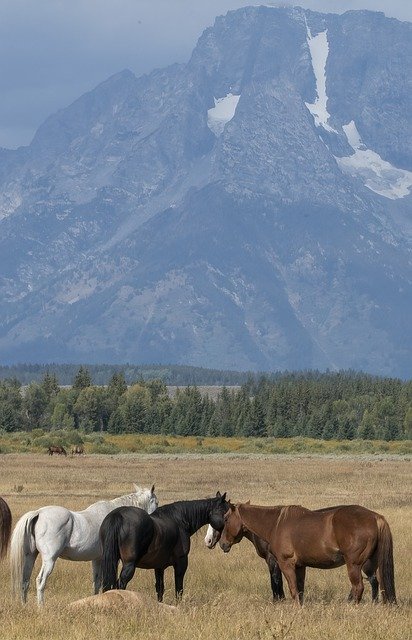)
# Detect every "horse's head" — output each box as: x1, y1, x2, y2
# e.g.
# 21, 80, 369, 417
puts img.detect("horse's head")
147, 484, 159, 514
133, 484, 159, 514
204, 524, 221, 549
219, 503, 244, 553
208, 491, 230, 533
